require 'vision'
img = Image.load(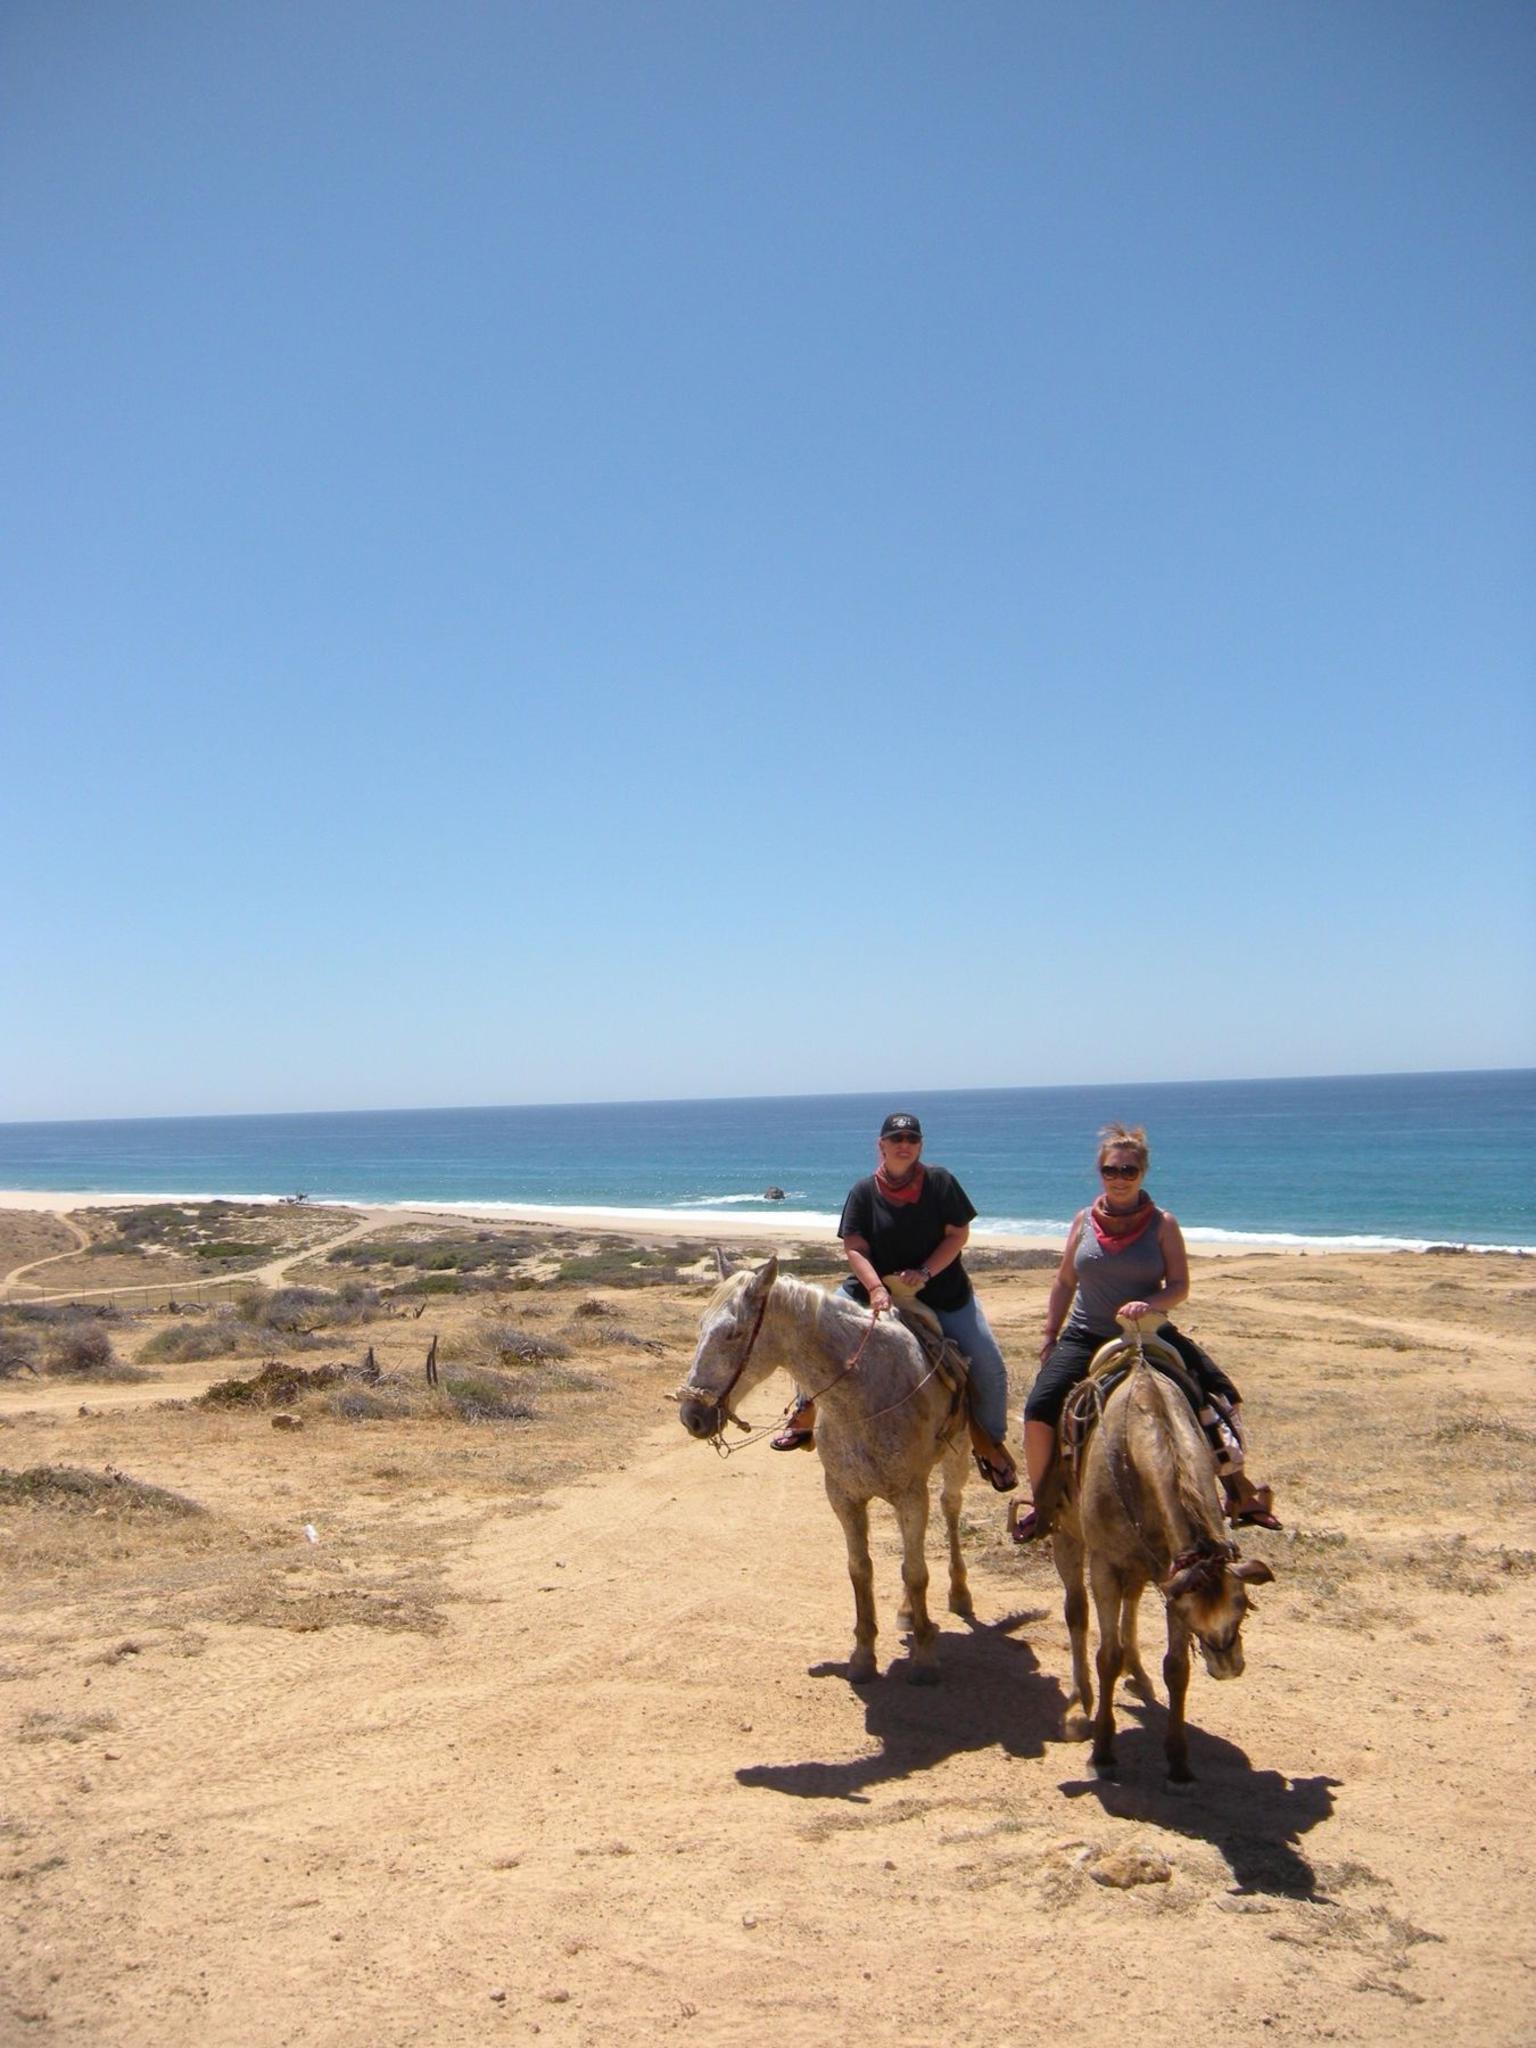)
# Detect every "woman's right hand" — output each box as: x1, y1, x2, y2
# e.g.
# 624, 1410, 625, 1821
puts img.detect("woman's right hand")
869, 1283, 892, 1316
